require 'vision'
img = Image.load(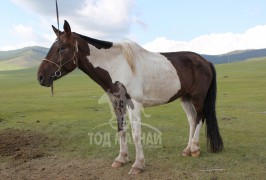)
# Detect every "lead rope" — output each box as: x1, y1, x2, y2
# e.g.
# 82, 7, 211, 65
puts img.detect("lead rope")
51, 0, 60, 96
55, 0, 60, 41
51, 86, 54, 96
